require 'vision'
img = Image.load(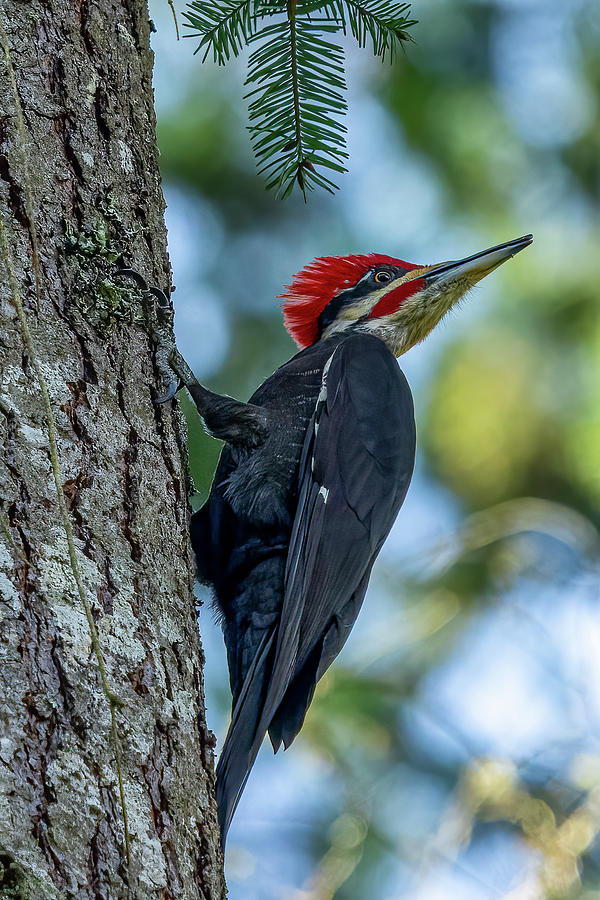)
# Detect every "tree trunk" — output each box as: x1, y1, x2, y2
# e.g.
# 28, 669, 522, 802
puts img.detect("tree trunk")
0, 1, 225, 897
